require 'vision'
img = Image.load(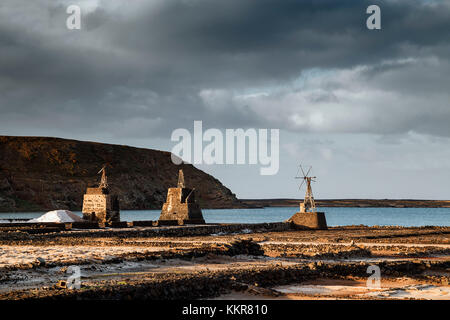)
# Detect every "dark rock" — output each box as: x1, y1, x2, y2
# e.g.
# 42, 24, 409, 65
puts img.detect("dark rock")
36, 257, 46, 266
